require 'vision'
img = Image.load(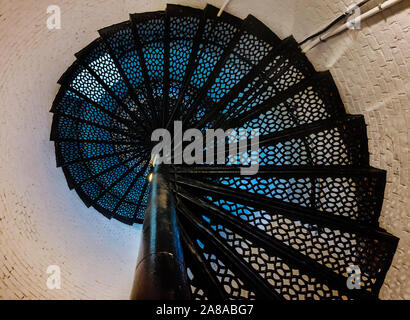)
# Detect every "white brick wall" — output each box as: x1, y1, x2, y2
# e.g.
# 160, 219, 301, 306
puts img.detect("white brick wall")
0, 0, 408, 299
